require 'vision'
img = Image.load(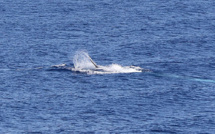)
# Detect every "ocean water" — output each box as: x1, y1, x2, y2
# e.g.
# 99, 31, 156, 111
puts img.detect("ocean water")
1, 0, 215, 133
